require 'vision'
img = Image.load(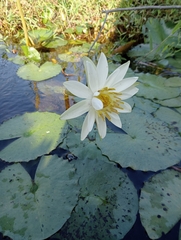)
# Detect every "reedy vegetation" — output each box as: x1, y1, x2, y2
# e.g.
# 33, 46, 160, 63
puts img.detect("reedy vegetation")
0, 0, 181, 43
